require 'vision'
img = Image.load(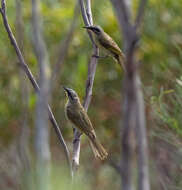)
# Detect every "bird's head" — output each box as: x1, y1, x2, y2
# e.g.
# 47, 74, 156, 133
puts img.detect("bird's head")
63, 87, 79, 103
83, 25, 103, 36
